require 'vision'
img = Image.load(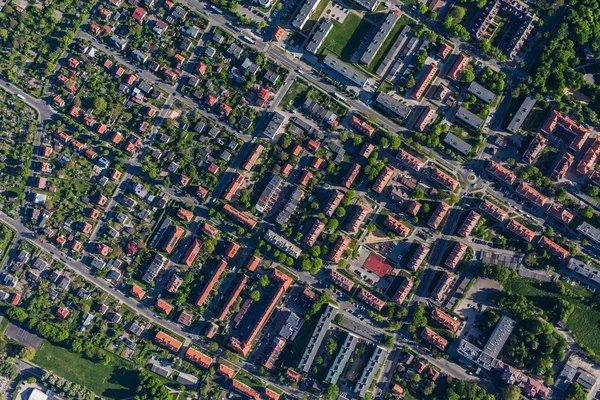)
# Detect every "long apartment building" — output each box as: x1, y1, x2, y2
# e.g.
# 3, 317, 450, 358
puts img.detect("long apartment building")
223, 173, 244, 201
360, 10, 402, 65
355, 345, 388, 397
217, 274, 248, 321
415, 105, 436, 132
343, 163, 362, 188
299, 304, 338, 372
432, 271, 455, 302
396, 149, 424, 171
326, 333, 360, 385
374, 92, 412, 119
428, 201, 450, 230
256, 175, 283, 213
458, 211, 481, 237
329, 269, 355, 291
223, 204, 257, 229
323, 189, 344, 217
265, 229, 302, 259
195, 260, 228, 306
522, 134, 546, 164
538, 236, 569, 260
432, 307, 461, 333
576, 138, 600, 175
446, 53, 468, 81
346, 205, 369, 233
516, 182, 548, 207
445, 242, 467, 269
487, 161, 517, 184
392, 277, 414, 304
506, 220, 535, 242
292, 0, 322, 30
241, 144, 264, 171
431, 168, 458, 191
421, 327, 448, 351
384, 215, 410, 237
323, 54, 368, 87
479, 199, 508, 221
372, 166, 394, 193
411, 64, 438, 100
228, 269, 293, 356
550, 152, 574, 181
306, 18, 333, 54
329, 235, 351, 263
304, 219, 325, 247
357, 288, 385, 311
407, 244, 429, 271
